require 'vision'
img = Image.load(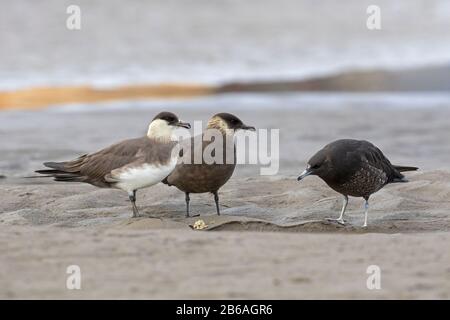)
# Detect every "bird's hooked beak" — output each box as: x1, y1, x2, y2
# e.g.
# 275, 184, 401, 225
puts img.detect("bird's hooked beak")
175, 120, 191, 129
239, 124, 256, 131
297, 166, 313, 181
